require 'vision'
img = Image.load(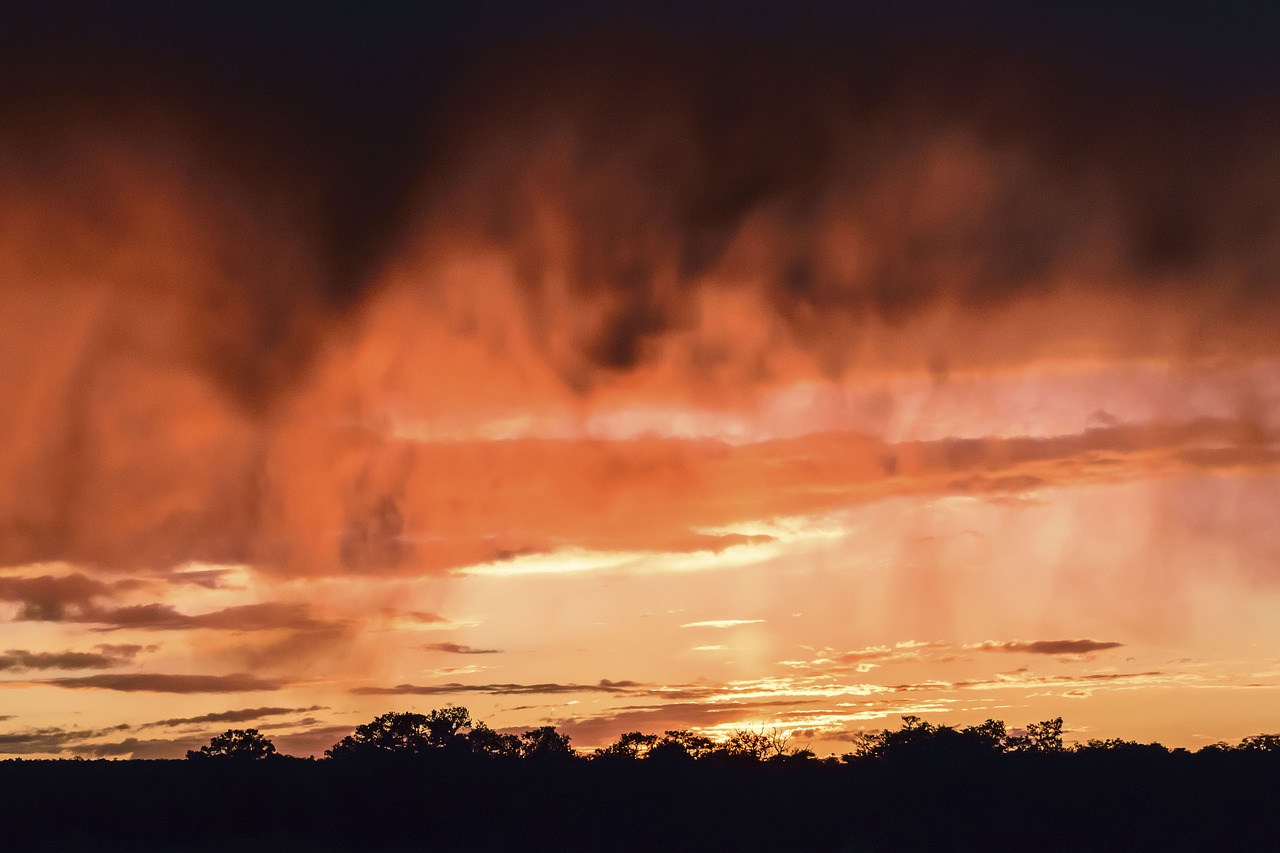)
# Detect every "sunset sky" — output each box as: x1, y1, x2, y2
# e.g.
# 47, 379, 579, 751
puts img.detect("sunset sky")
2, 2, 1279, 759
